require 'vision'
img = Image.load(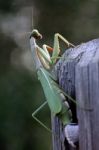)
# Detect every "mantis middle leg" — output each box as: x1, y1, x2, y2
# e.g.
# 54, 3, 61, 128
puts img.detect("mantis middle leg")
51, 33, 75, 64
